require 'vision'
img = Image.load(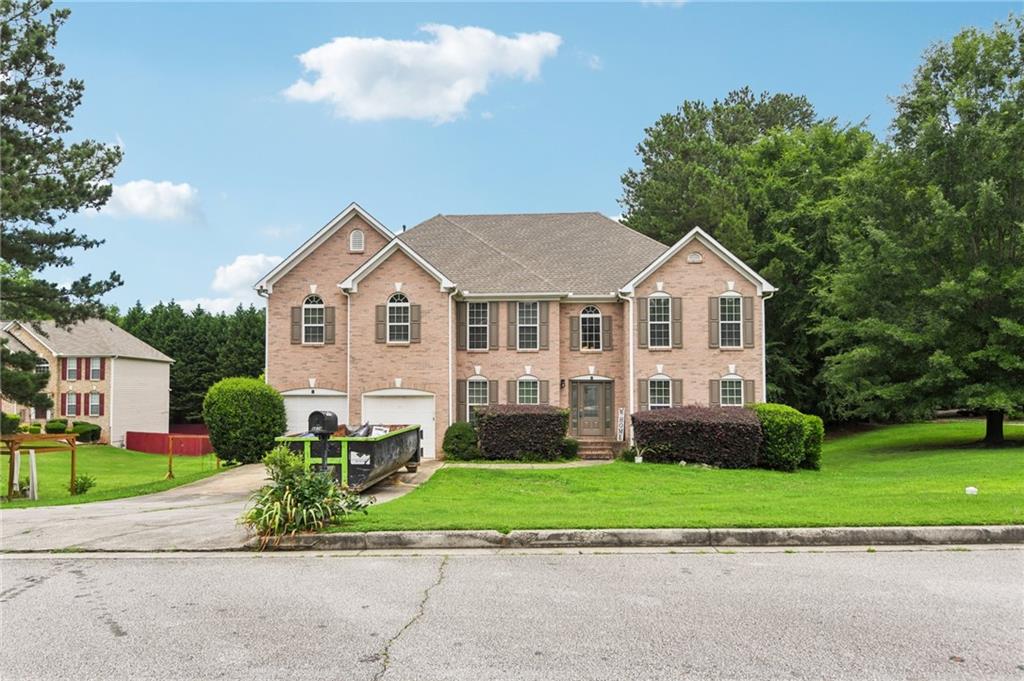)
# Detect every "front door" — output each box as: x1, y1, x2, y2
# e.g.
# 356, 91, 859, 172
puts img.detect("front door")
577, 382, 605, 437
